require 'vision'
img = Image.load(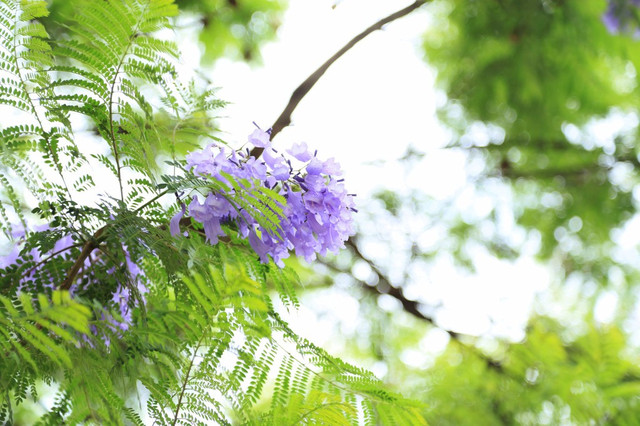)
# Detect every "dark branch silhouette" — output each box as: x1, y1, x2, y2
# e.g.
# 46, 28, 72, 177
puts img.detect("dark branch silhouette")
321, 237, 514, 376
250, 0, 428, 158
59, 228, 104, 290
